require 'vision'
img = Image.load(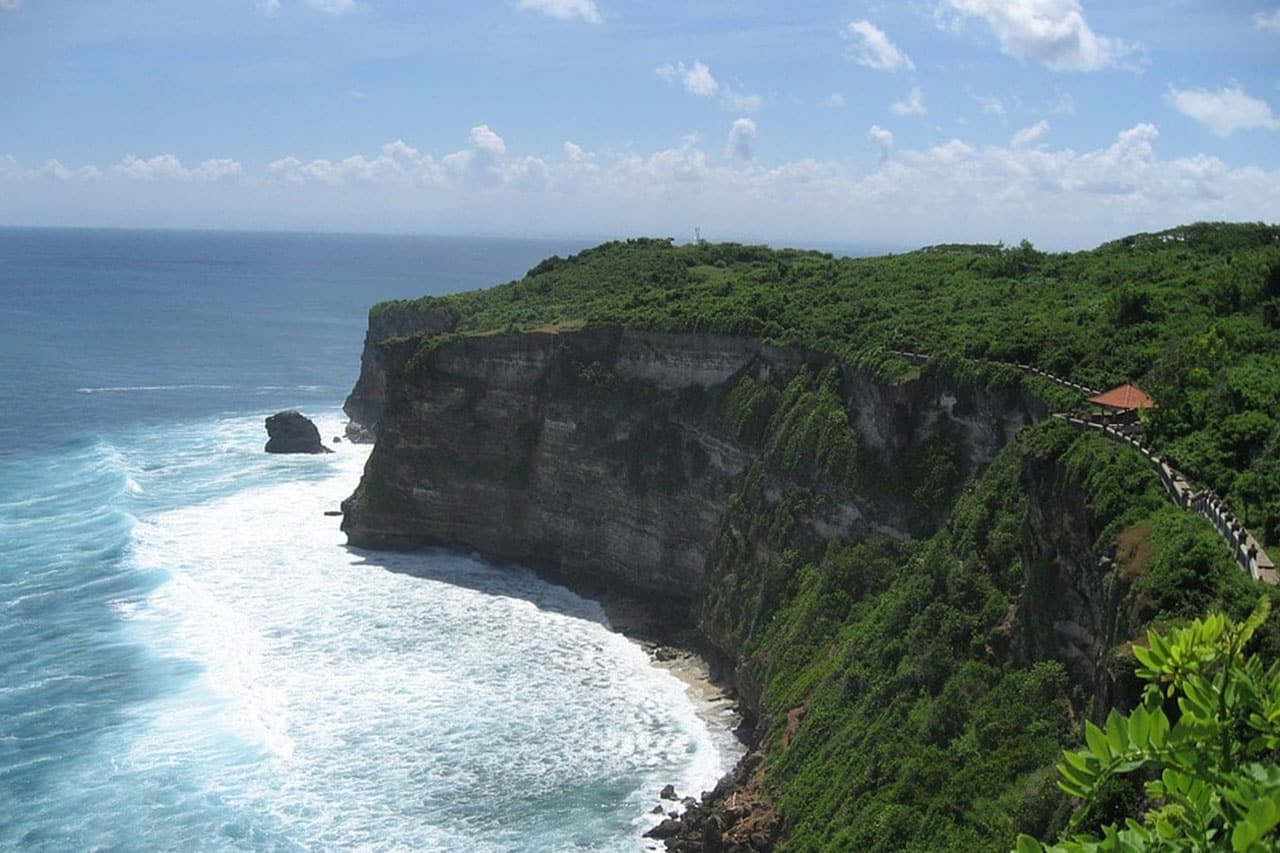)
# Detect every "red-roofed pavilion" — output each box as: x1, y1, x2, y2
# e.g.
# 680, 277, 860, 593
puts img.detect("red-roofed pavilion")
1088, 384, 1156, 412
